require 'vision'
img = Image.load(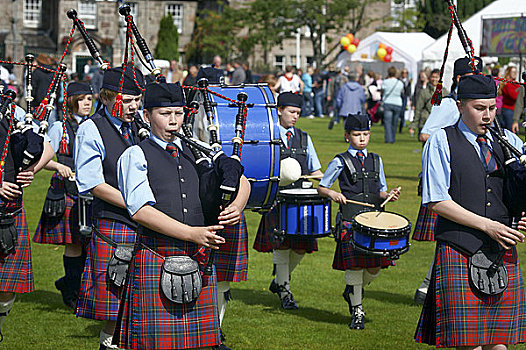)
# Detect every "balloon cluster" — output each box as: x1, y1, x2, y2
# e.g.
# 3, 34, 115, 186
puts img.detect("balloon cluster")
340, 33, 360, 54
376, 43, 393, 62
